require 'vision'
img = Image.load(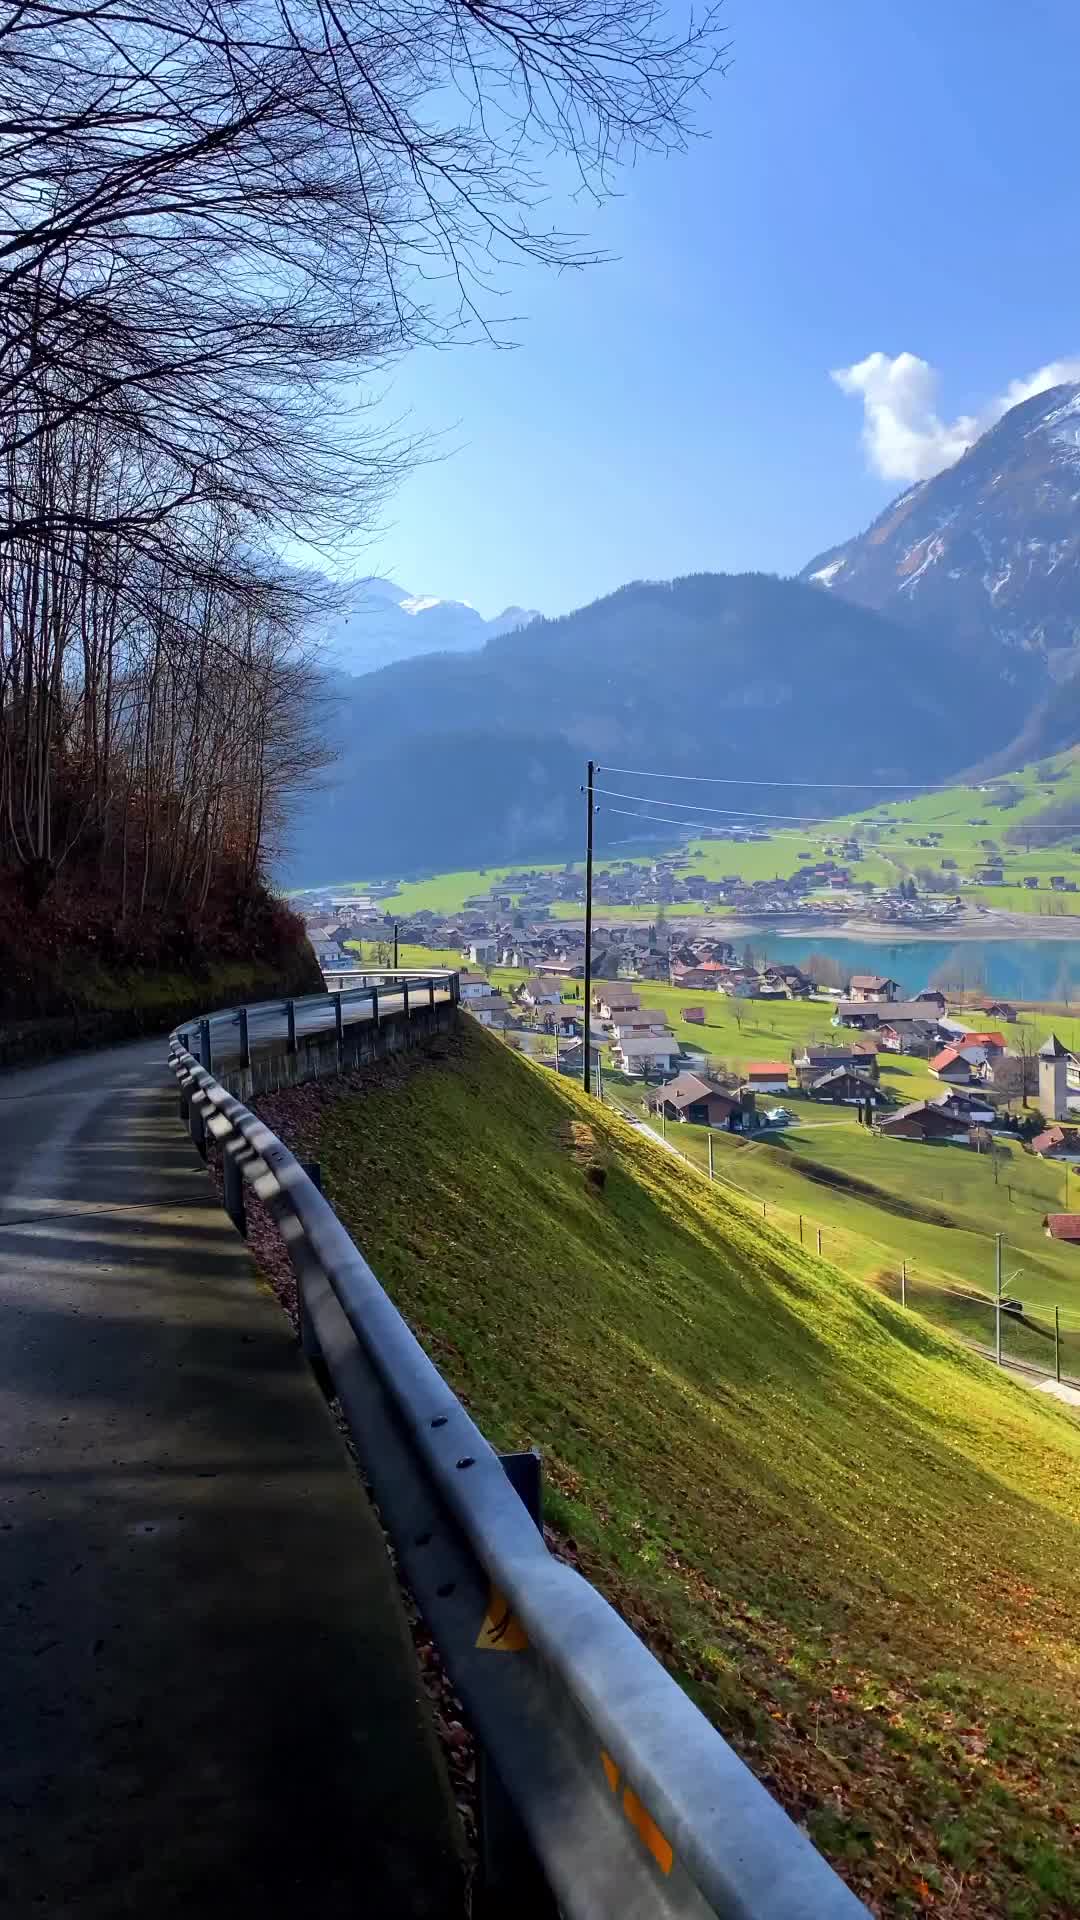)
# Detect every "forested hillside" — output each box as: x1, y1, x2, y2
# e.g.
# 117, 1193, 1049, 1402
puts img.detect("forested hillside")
287, 572, 1025, 880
